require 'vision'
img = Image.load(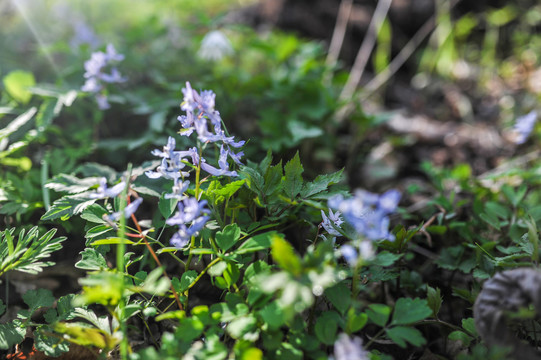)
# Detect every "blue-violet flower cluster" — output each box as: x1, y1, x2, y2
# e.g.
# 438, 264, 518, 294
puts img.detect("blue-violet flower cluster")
166, 198, 210, 248
329, 189, 400, 241
81, 44, 126, 110
324, 189, 400, 265
146, 82, 246, 249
